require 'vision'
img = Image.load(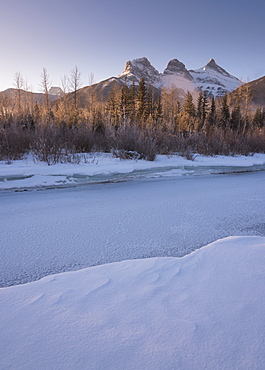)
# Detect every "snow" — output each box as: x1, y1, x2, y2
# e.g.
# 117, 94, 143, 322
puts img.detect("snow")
1, 152, 265, 289
1, 236, 265, 369
1, 152, 265, 190
161, 74, 195, 95
190, 67, 241, 97
1, 154, 265, 368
